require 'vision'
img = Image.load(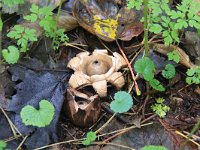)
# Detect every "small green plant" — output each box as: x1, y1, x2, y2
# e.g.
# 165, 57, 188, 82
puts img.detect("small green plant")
0, 140, 7, 150
134, 57, 165, 91
151, 98, 170, 118
128, 0, 200, 46
2, 46, 20, 64
82, 131, 97, 146
110, 91, 133, 113
162, 64, 176, 79
186, 66, 200, 84
127, 0, 143, 10
2, 25, 38, 64
24, 4, 69, 49
167, 51, 180, 63
2, 3, 69, 64
7, 25, 37, 52
20, 99, 55, 127
141, 145, 168, 150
